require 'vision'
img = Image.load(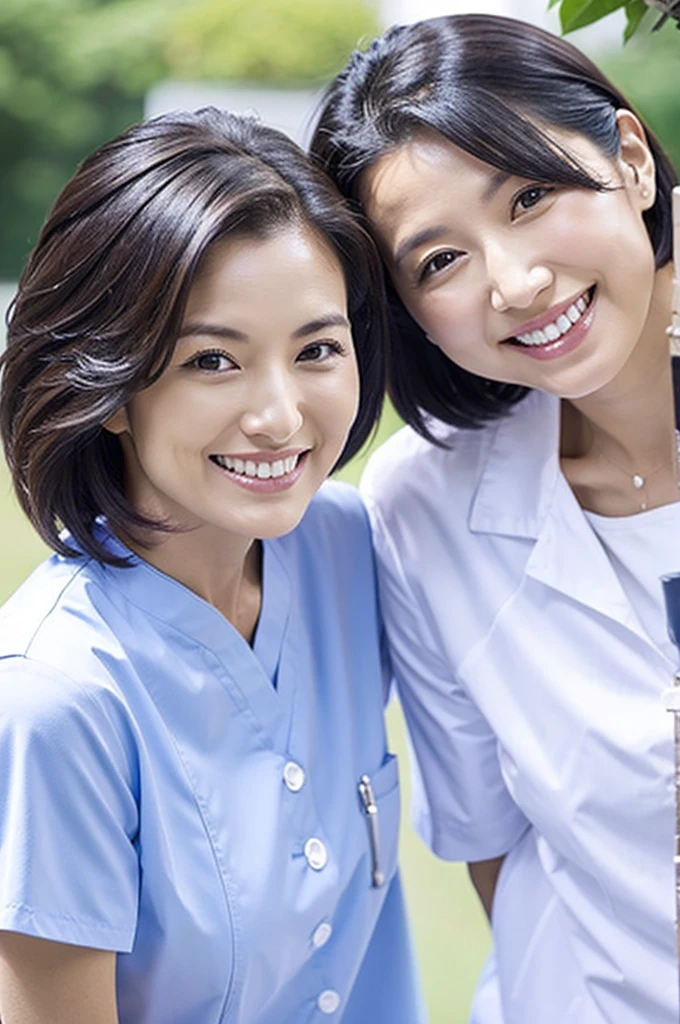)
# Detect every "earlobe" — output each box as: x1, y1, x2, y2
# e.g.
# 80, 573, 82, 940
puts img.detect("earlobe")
103, 407, 130, 436
615, 109, 656, 210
